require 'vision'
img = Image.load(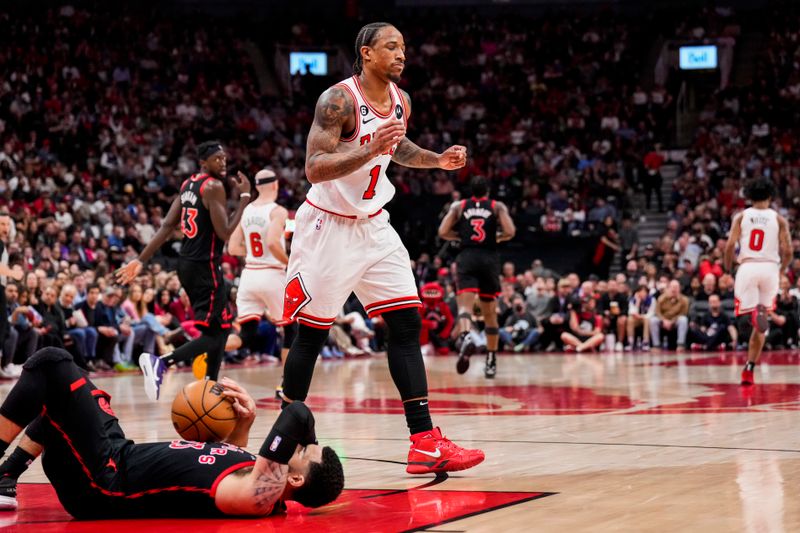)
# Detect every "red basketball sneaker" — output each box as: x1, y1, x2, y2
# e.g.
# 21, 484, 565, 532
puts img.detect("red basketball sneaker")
741, 366, 755, 386
407, 427, 485, 474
